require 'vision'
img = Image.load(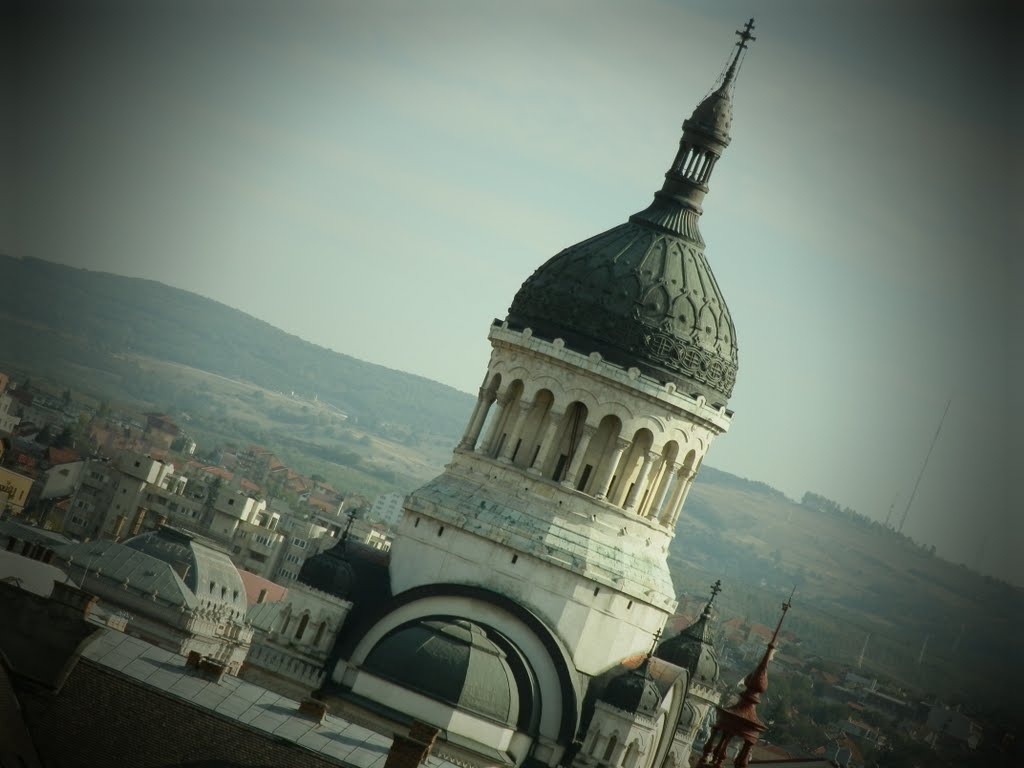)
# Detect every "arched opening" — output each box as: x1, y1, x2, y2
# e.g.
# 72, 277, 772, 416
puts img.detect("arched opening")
486, 379, 525, 459
603, 733, 619, 763
579, 414, 622, 495
545, 401, 588, 482
313, 620, 326, 647
295, 613, 310, 641
608, 428, 654, 507
641, 440, 680, 519
623, 741, 640, 768
514, 389, 554, 469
